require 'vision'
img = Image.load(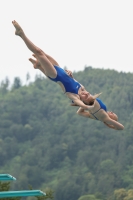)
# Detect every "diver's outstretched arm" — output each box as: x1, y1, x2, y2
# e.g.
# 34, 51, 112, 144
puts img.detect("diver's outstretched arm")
104, 118, 124, 130
77, 107, 91, 118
